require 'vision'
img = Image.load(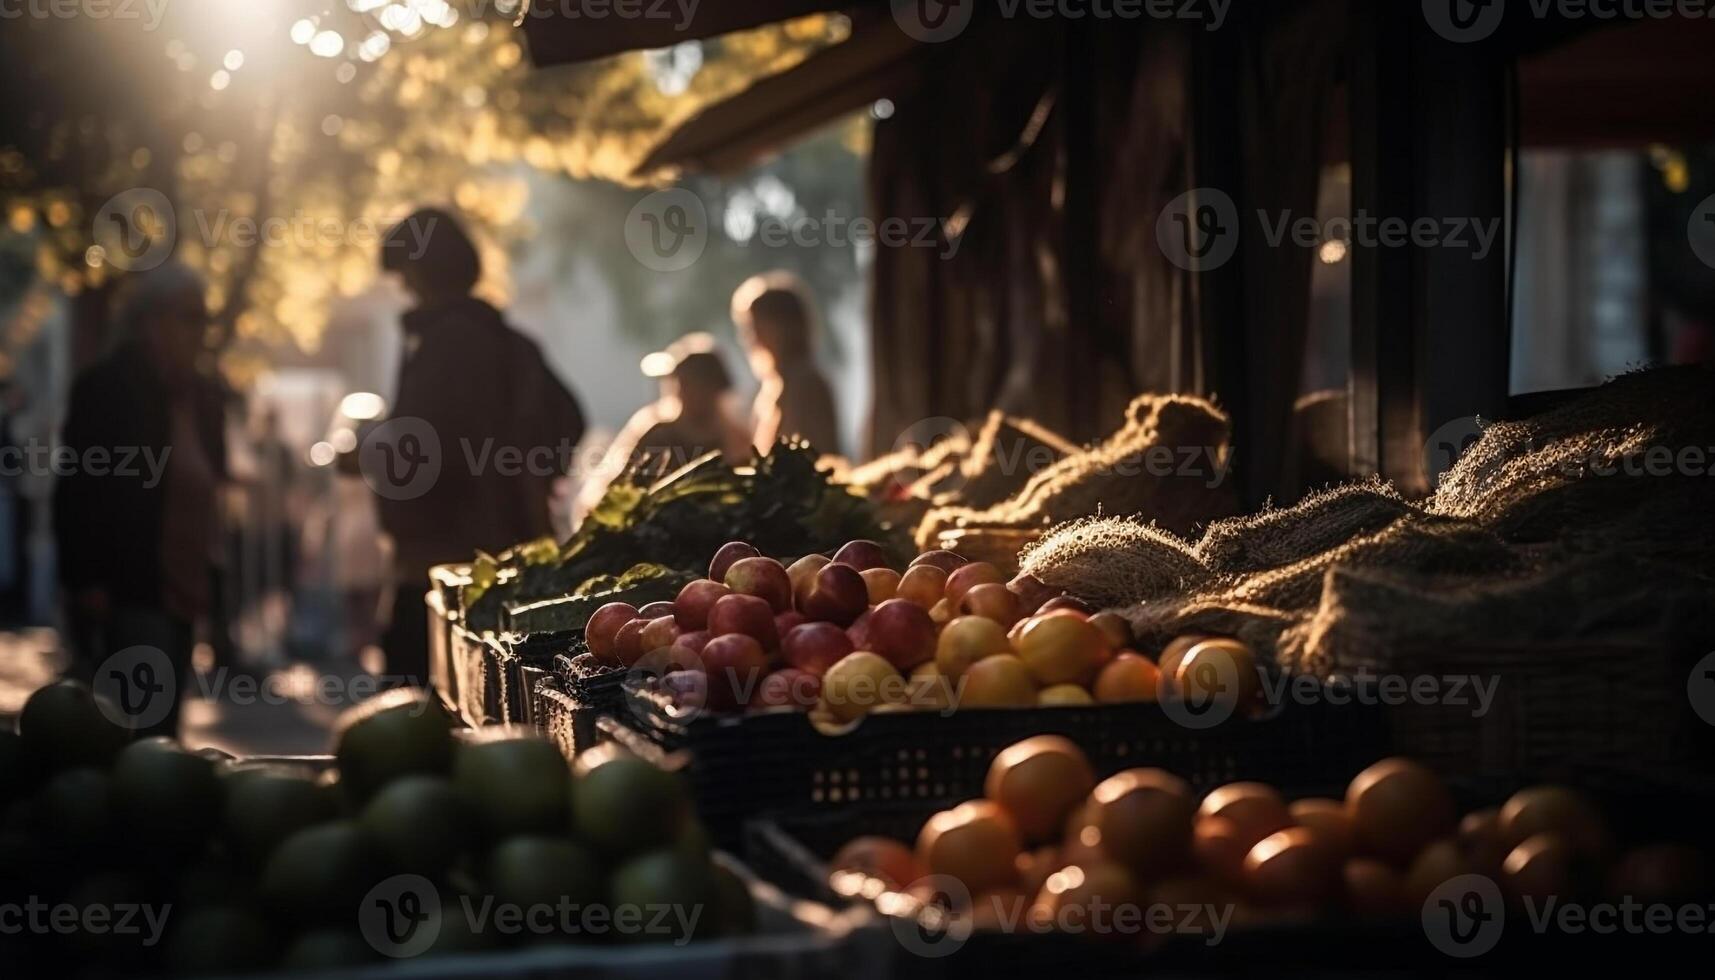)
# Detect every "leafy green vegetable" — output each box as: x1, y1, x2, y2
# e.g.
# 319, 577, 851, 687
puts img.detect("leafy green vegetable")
460, 440, 905, 632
